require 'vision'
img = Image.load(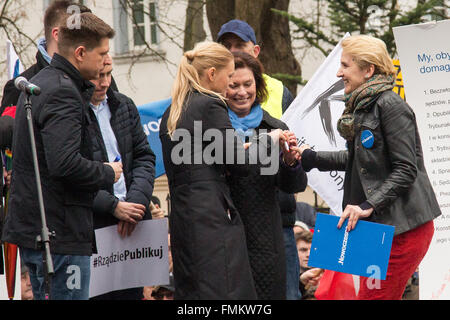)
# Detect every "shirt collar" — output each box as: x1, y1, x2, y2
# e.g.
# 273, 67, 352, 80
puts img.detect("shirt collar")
90, 97, 109, 110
